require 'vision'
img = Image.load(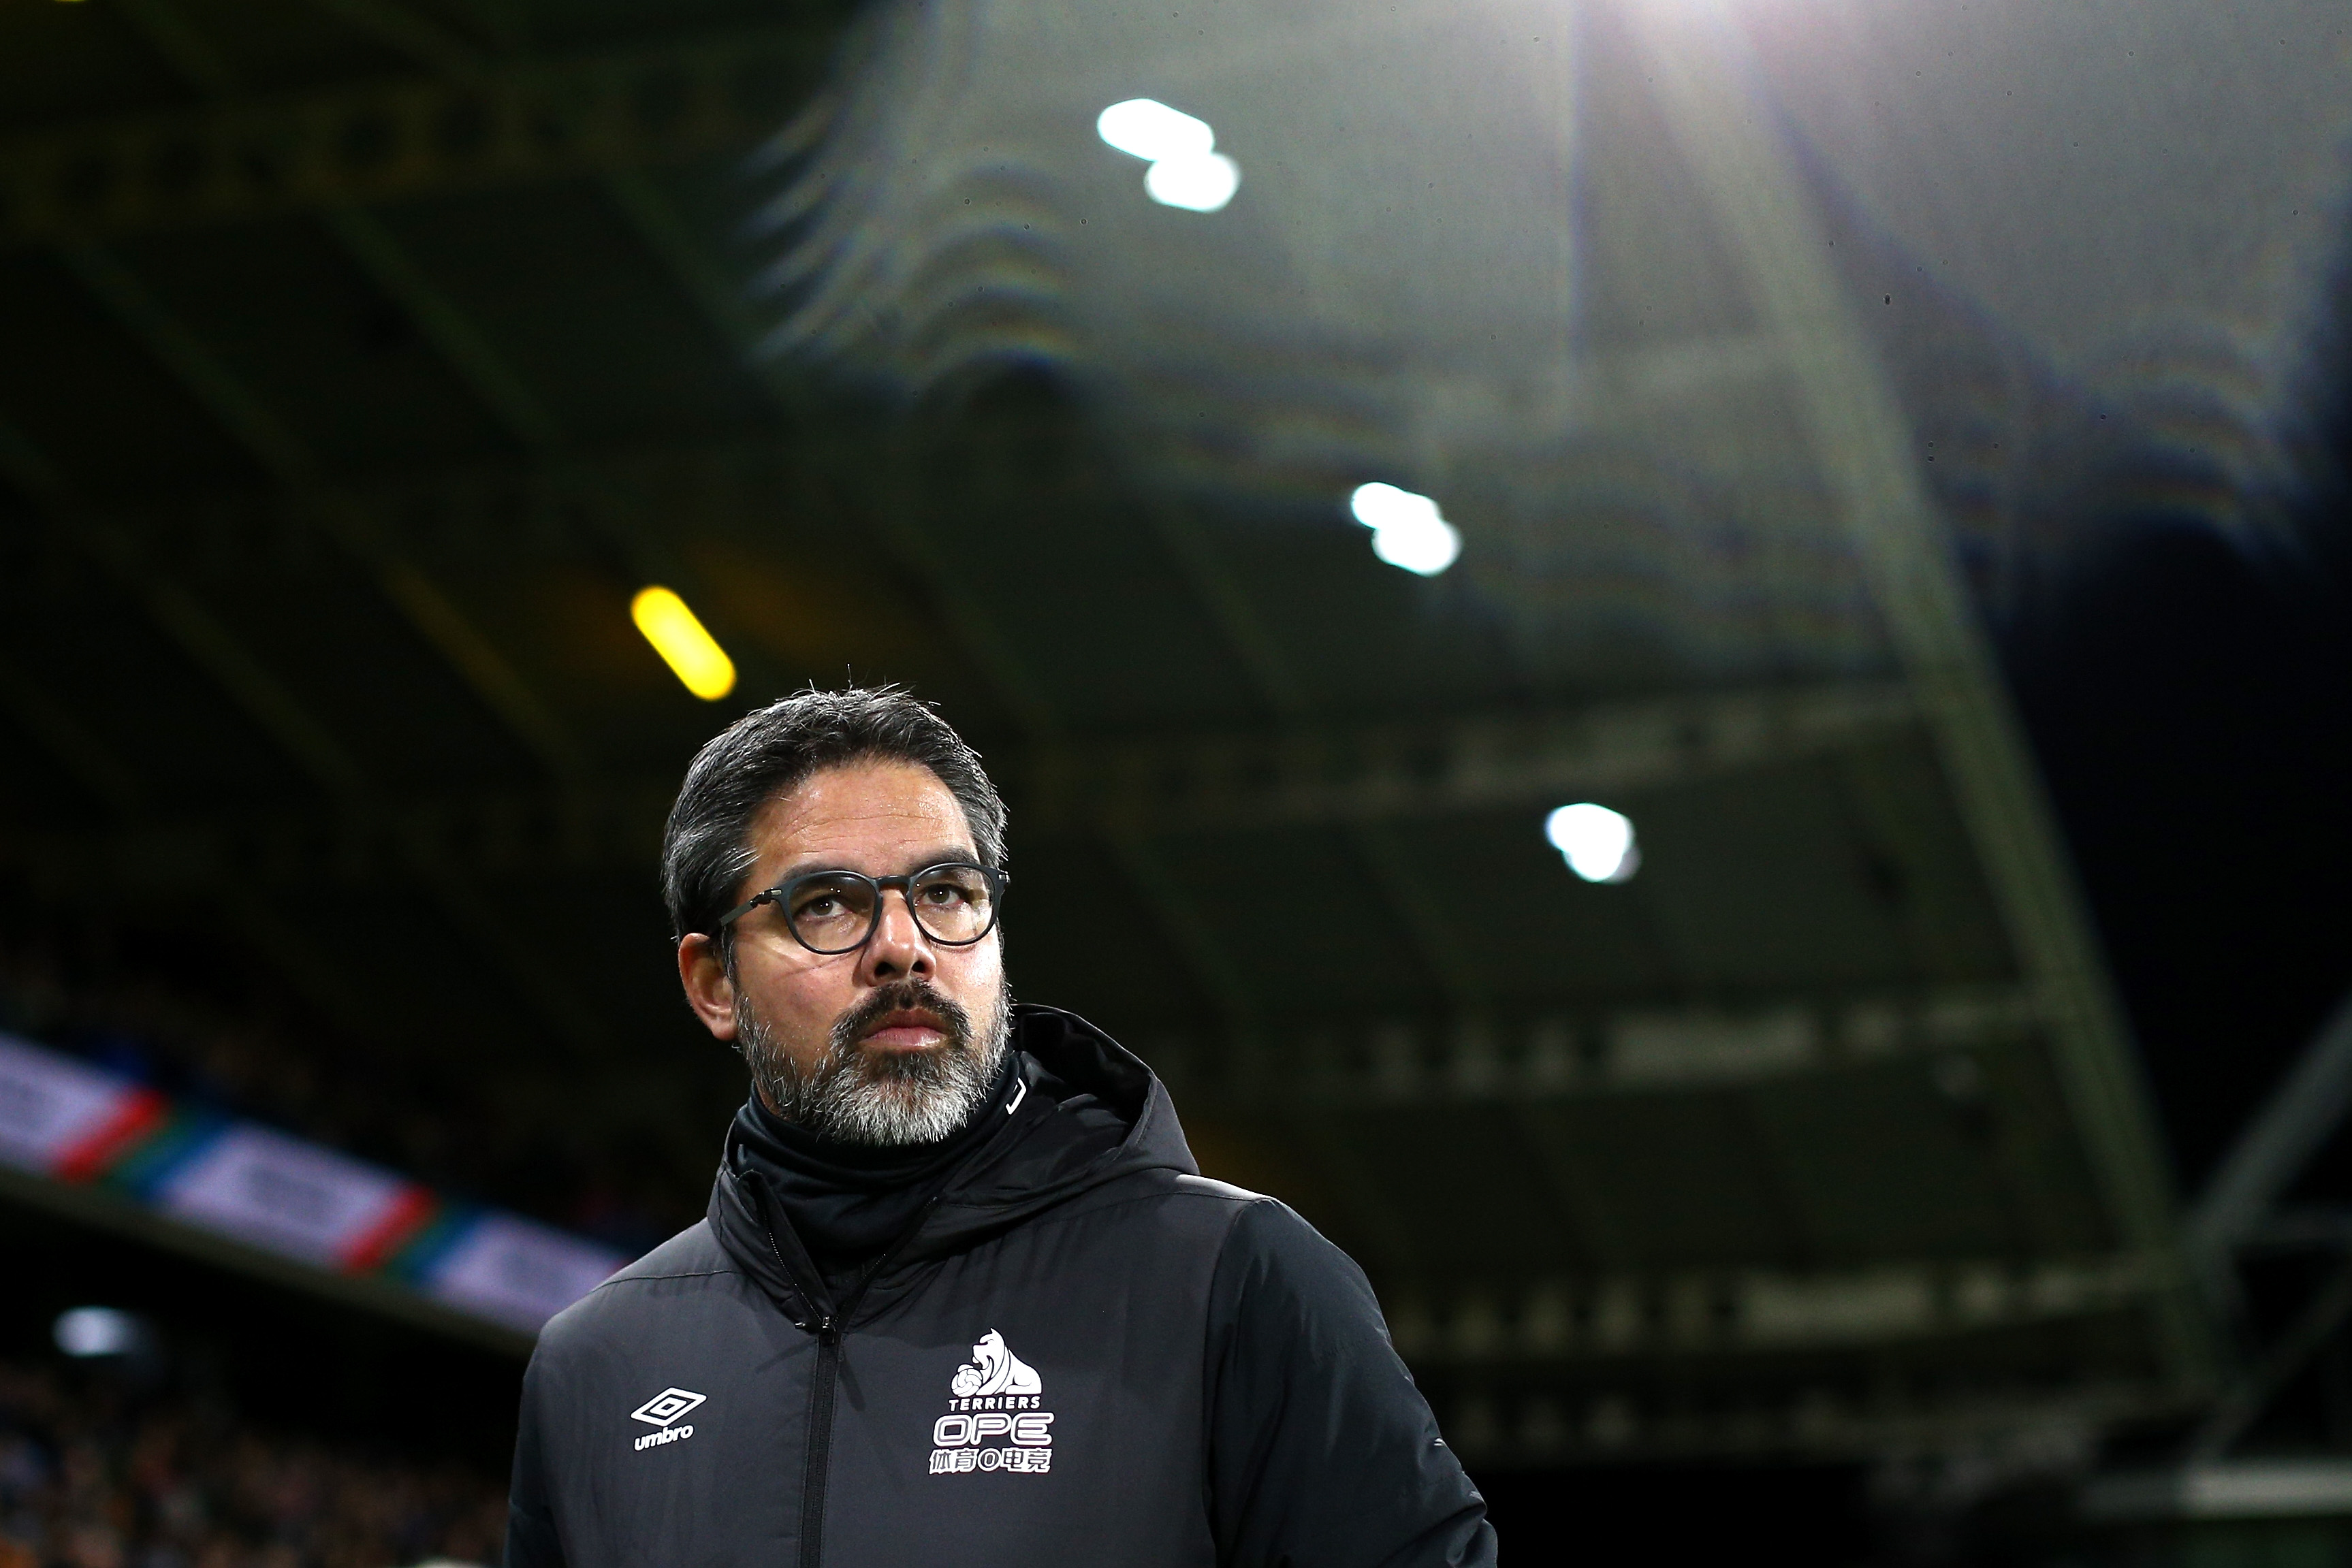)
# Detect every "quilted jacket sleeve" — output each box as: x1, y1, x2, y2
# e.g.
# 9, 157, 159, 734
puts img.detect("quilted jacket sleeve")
503, 1354, 567, 1568
1204, 1198, 1498, 1568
